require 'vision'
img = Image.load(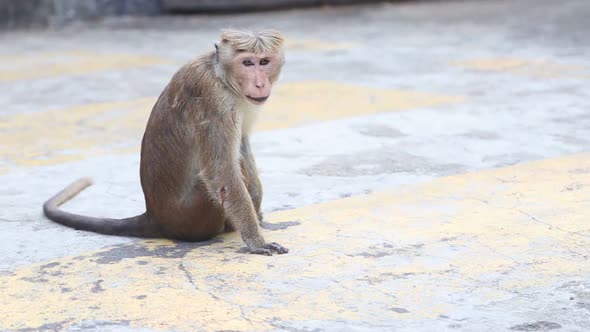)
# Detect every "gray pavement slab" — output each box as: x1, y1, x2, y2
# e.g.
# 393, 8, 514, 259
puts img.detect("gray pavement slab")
1, 0, 589, 331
